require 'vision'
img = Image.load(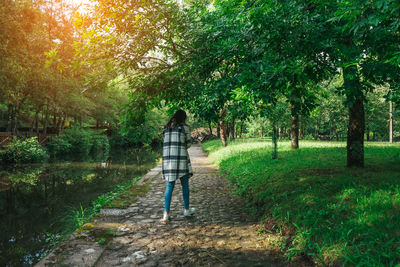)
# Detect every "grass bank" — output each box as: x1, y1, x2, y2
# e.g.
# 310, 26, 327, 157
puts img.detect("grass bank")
50, 174, 154, 254
64, 176, 146, 231
202, 138, 400, 266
